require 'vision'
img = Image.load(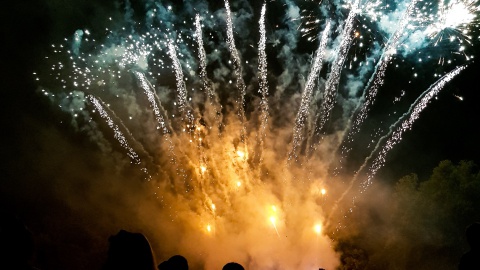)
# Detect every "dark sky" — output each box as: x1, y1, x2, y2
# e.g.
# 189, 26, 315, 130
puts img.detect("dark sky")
1, 0, 480, 269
